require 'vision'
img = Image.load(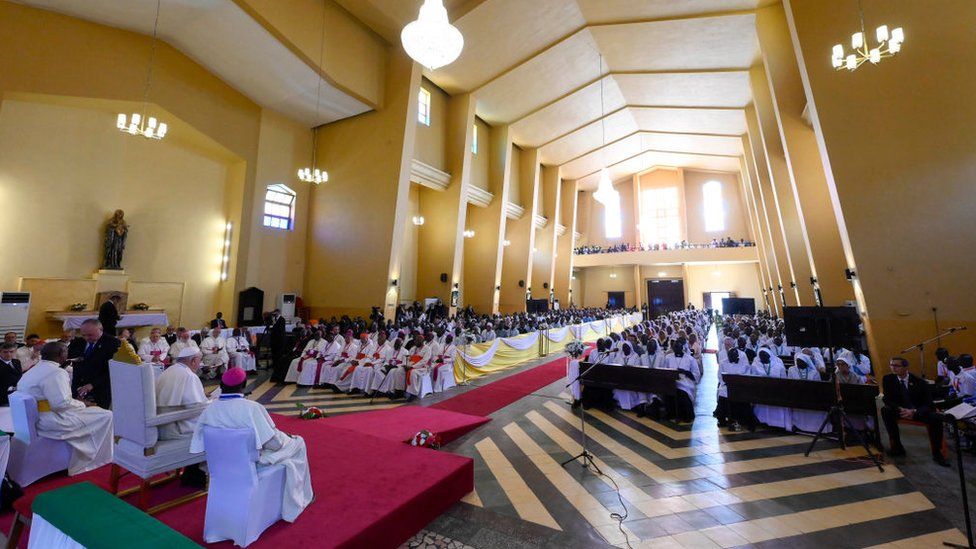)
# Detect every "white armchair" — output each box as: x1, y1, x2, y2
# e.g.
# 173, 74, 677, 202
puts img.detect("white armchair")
7, 392, 72, 487
108, 360, 208, 511
202, 427, 285, 547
